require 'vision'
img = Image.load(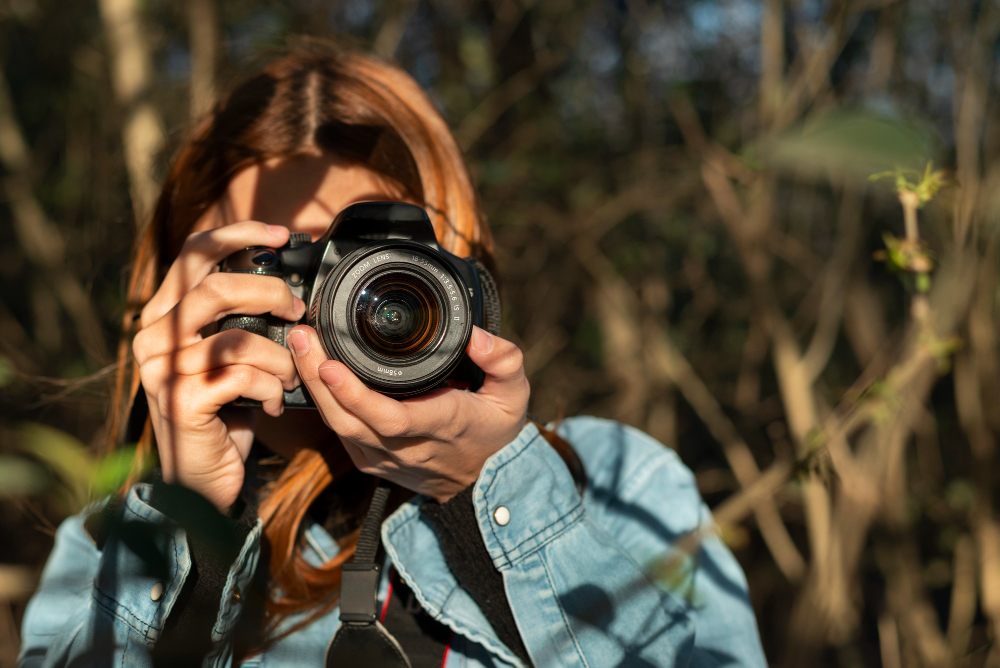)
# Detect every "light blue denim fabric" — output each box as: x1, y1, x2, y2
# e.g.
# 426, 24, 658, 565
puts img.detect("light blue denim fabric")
19, 416, 767, 667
